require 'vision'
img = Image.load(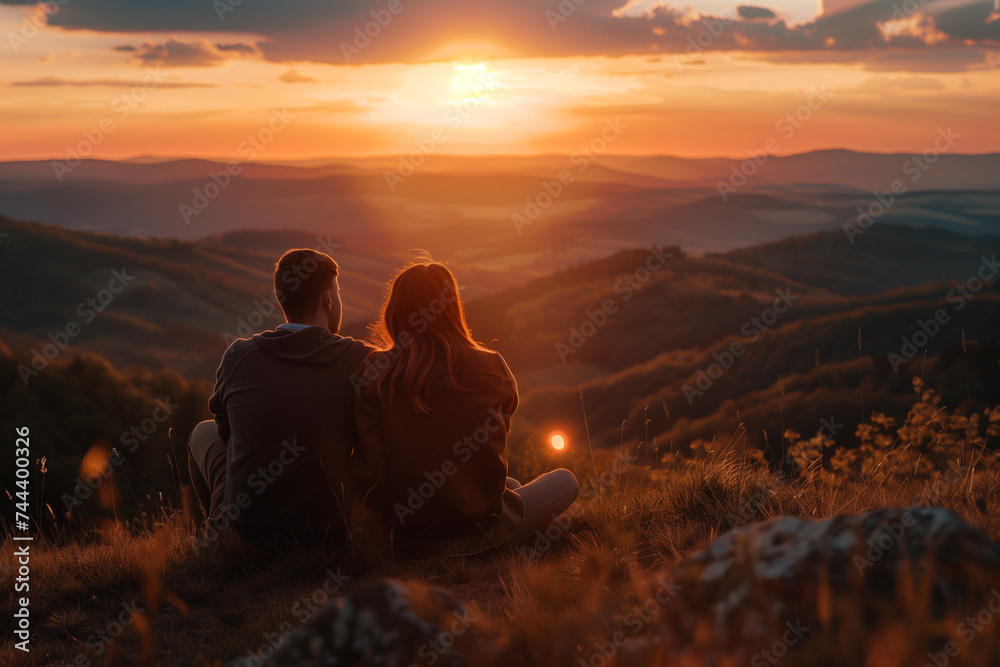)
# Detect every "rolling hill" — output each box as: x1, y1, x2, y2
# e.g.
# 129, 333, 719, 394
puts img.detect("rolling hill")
2, 215, 997, 468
